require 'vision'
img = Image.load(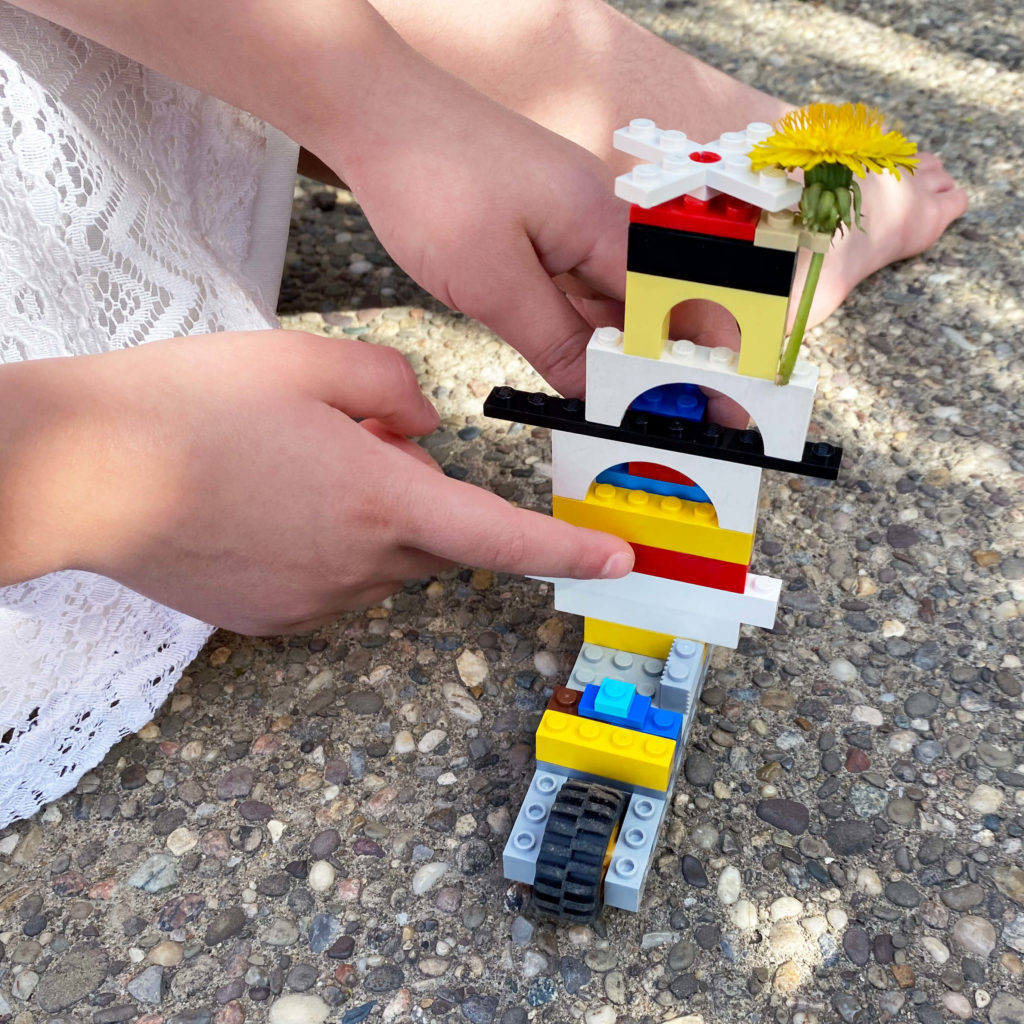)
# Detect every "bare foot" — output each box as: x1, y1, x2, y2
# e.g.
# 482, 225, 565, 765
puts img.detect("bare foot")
802, 152, 969, 327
